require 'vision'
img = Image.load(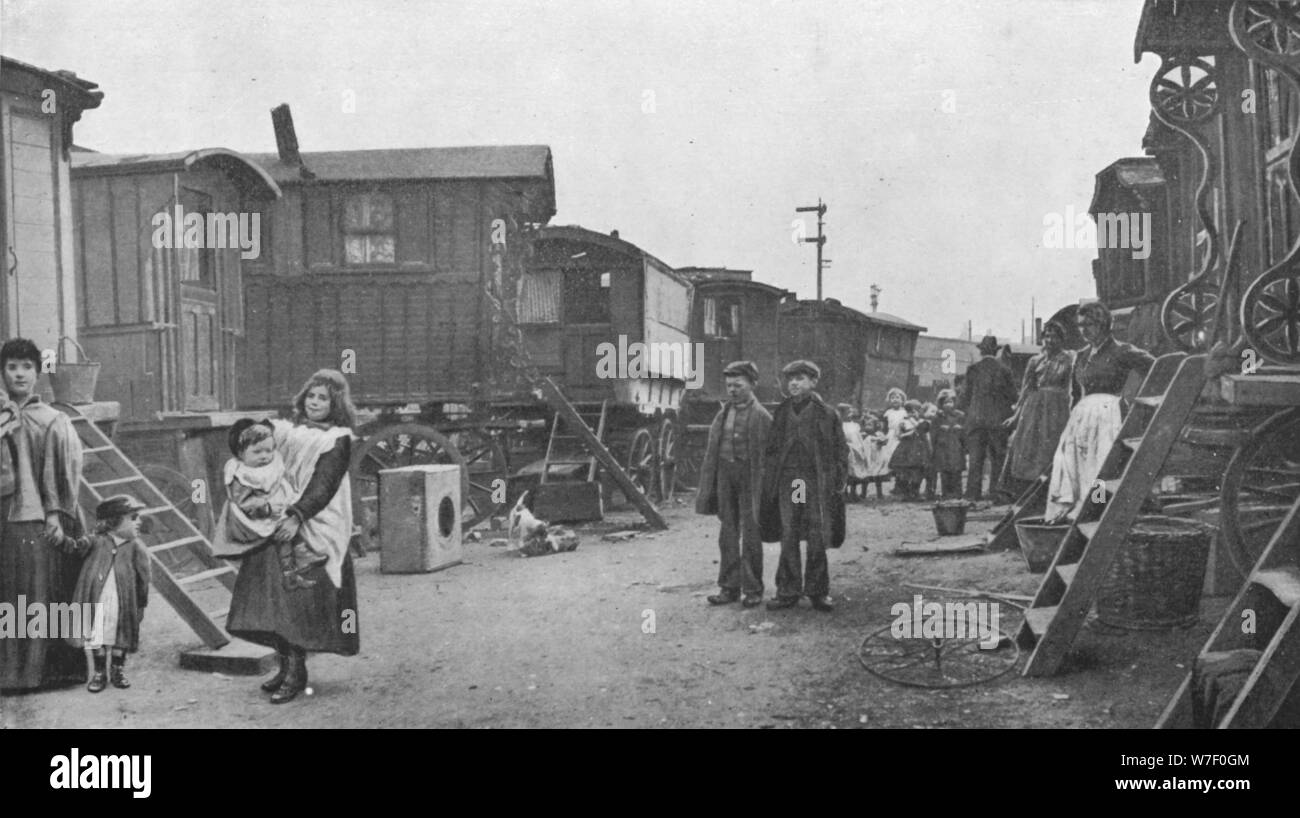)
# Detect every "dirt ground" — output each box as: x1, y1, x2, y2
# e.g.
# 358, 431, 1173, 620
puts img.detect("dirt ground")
1, 492, 1224, 729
